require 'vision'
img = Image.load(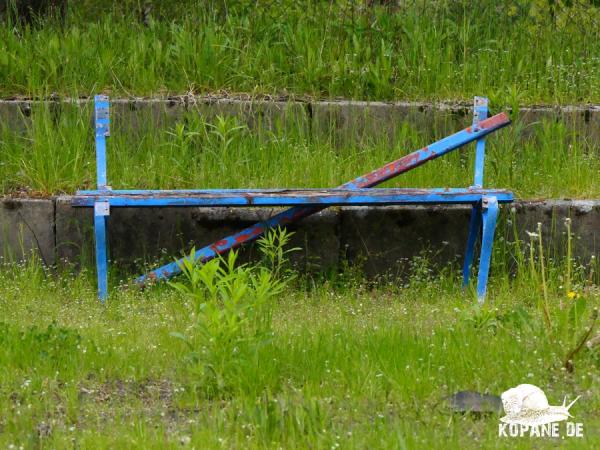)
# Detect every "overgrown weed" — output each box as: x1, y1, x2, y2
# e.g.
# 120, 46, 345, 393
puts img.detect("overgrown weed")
168, 229, 296, 396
